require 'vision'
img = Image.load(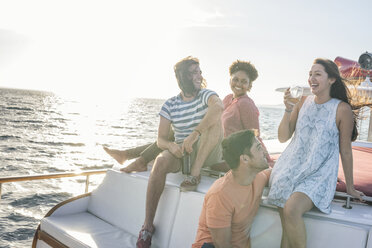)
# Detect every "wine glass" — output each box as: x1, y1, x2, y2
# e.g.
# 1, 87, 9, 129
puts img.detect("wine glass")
288, 85, 304, 105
